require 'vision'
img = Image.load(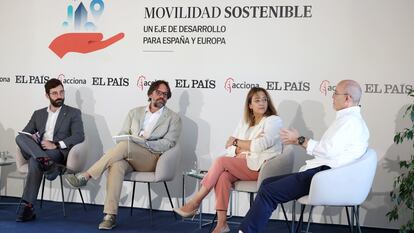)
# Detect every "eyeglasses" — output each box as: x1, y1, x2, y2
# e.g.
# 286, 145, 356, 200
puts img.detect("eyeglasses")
332, 92, 348, 97
155, 89, 169, 98
49, 90, 65, 97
